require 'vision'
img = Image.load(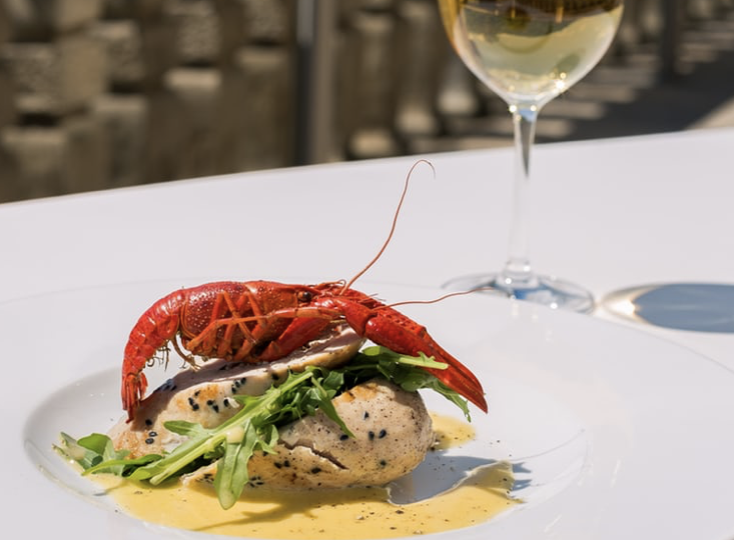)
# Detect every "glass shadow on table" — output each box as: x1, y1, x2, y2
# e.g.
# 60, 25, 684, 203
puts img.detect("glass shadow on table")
601, 283, 734, 333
